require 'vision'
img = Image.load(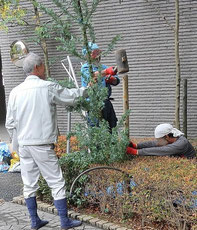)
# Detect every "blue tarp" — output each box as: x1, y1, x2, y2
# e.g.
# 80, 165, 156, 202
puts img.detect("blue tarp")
0, 142, 11, 172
